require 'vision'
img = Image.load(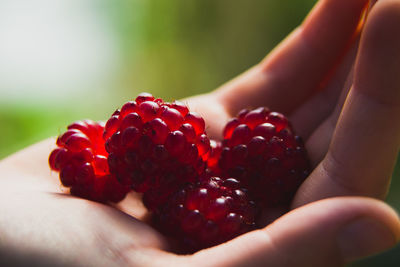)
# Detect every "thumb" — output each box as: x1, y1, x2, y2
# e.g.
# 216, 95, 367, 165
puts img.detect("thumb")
191, 197, 400, 267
